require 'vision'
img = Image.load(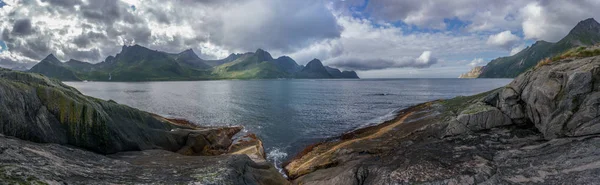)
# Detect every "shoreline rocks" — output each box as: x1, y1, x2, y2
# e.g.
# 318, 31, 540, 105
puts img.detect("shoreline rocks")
284, 56, 600, 184
0, 68, 289, 184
